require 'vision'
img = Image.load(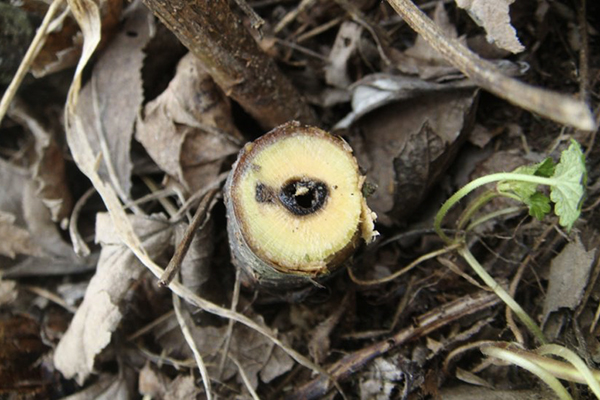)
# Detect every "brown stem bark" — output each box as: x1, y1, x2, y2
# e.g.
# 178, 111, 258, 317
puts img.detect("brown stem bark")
286, 290, 501, 400
141, 0, 317, 129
